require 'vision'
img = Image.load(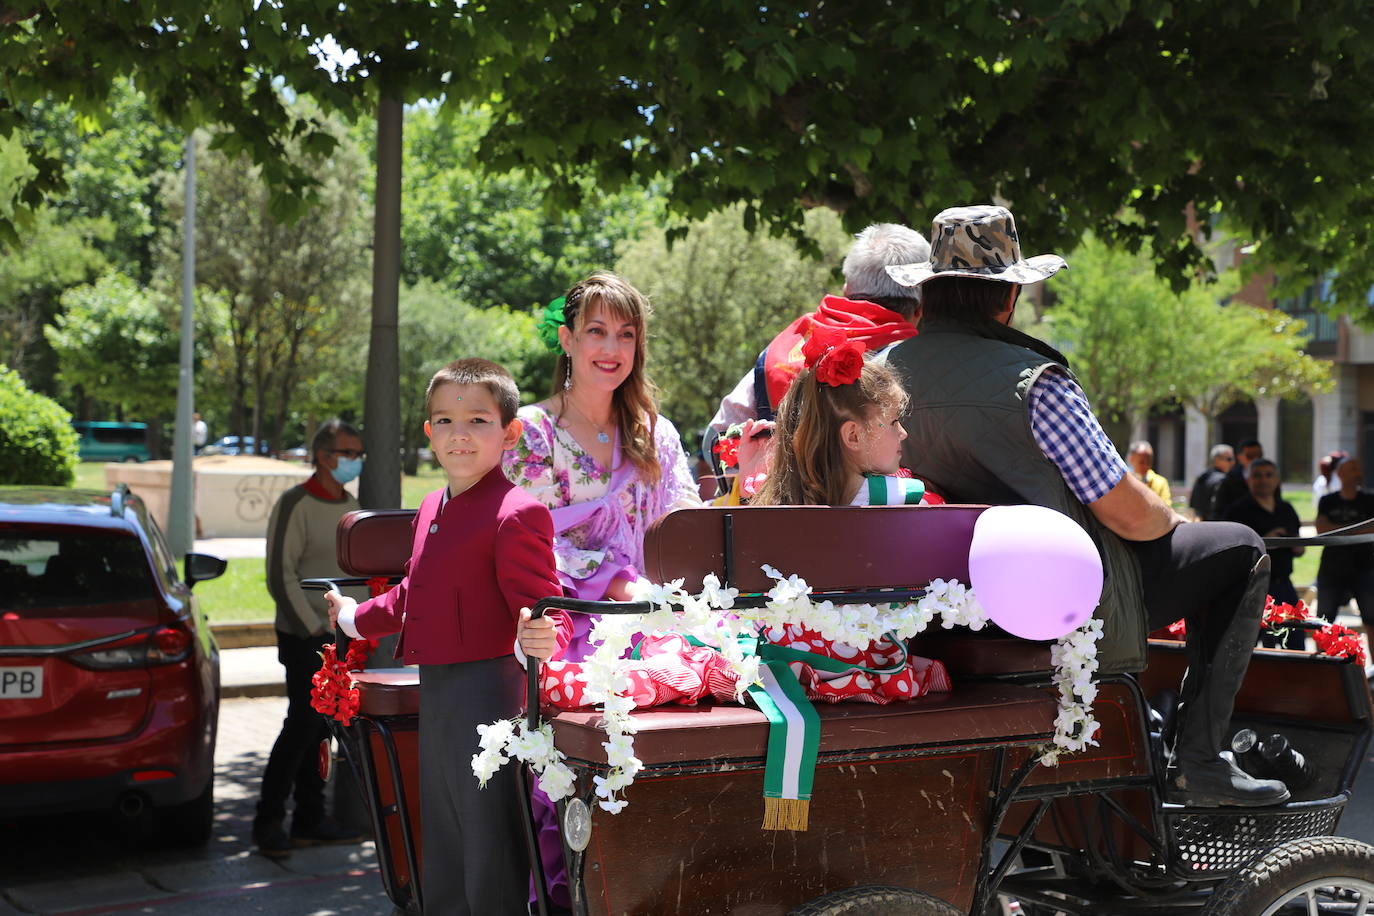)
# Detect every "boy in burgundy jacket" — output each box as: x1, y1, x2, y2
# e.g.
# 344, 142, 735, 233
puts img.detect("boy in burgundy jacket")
330, 358, 561, 915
